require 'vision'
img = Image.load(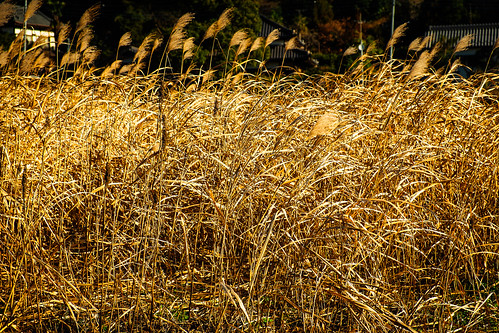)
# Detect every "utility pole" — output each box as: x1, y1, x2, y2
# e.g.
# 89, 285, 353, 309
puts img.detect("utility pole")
390, 0, 395, 60
23, 0, 27, 53
358, 12, 364, 56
